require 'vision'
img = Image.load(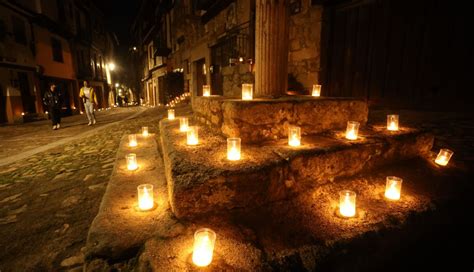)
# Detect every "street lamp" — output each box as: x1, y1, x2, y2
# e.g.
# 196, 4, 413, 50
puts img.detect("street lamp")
108, 62, 116, 71
115, 83, 120, 88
